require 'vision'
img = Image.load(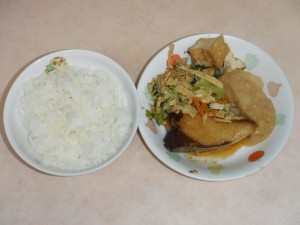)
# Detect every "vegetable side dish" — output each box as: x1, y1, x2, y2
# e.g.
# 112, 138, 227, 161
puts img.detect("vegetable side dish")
146, 35, 276, 152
